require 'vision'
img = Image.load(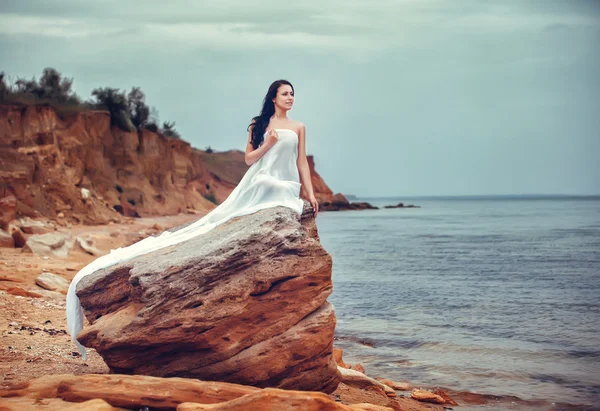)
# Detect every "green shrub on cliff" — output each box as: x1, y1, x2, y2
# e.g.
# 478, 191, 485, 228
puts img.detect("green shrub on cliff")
1, 67, 81, 108
162, 121, 181, 139
1, 68, 182, 139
